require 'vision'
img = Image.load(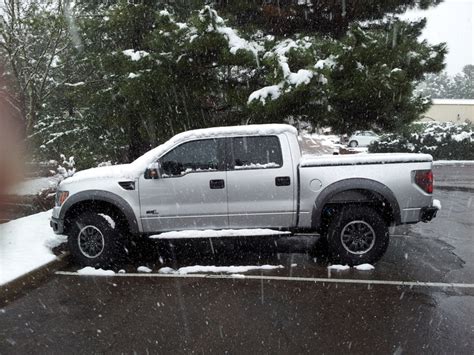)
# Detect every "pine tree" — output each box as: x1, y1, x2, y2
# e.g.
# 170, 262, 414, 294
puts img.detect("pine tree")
1, 1, 449, 165
247, 18, 445, 133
